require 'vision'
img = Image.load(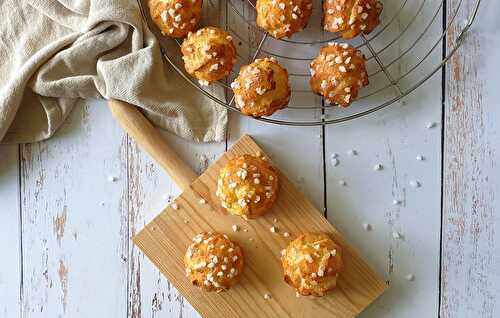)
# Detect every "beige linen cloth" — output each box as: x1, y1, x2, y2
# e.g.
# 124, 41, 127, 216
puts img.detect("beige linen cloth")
0, 0, 227, 144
